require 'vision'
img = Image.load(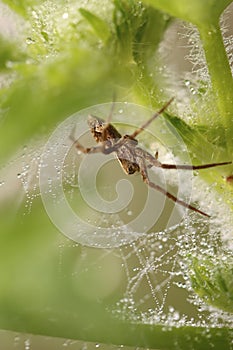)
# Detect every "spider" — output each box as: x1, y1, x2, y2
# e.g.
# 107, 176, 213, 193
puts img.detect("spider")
70, 98, 231, 217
